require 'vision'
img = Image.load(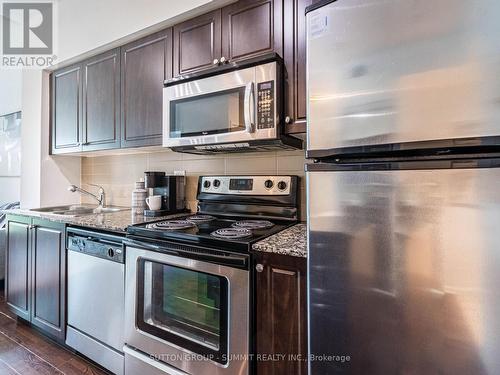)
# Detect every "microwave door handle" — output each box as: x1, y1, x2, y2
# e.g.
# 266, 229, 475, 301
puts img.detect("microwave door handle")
244, 82, 255, 133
